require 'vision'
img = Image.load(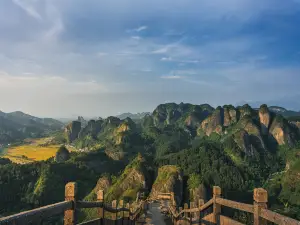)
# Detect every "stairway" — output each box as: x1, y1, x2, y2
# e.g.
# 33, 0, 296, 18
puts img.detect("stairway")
138, 202, 172, 225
